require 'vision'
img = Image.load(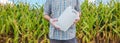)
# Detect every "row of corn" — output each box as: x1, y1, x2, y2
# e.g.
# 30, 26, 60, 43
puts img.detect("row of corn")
0, 0, 120, 43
